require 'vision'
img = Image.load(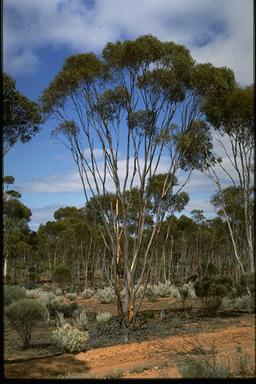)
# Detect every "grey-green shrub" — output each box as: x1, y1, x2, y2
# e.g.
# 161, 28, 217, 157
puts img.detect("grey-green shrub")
5, 298, 49, 348
81, 288, 94, 299
74, 309, 88, 331
96, 312, 112, 323
233, 295, 254, 313
66, 293, 77, 301
96, 287, 115, 303
4, 285, 27, 307
52, 322, 88, 353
